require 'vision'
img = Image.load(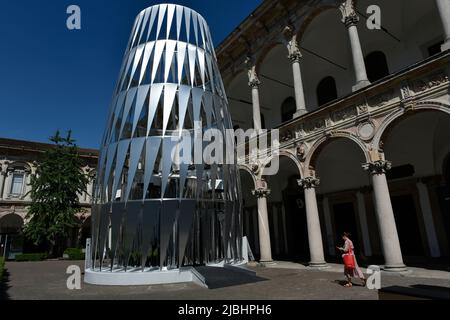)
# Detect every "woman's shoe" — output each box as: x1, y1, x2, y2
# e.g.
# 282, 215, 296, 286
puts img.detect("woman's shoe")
344, 283, 353, 288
